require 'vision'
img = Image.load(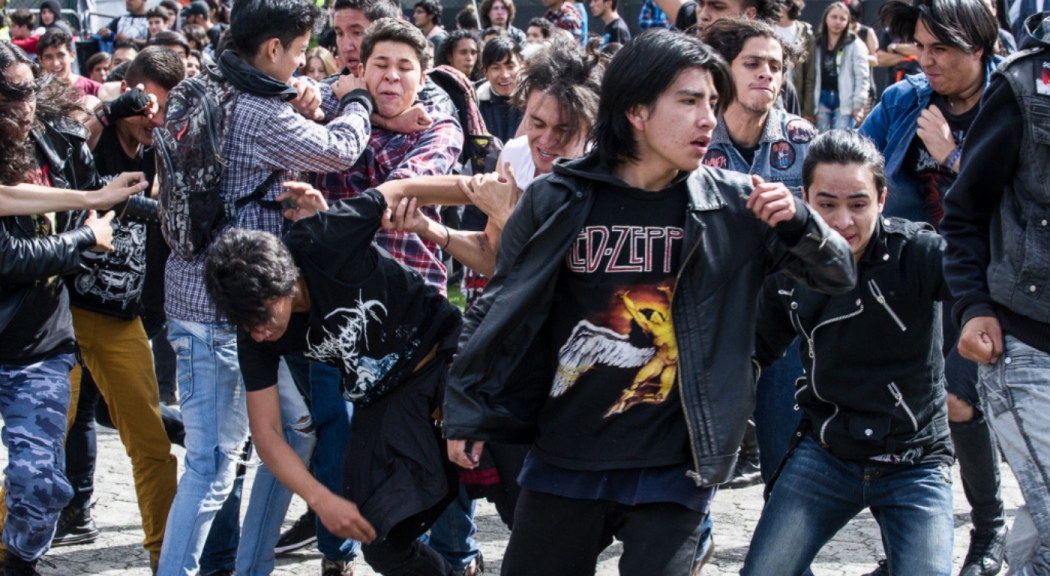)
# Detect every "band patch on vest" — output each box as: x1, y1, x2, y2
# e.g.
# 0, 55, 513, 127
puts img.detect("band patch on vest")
786, 119, 816, 143
771, 141, 796, 170
703, 149, 729, 169
1038, 61, 1050, 95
